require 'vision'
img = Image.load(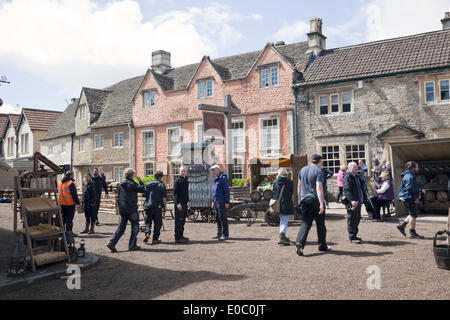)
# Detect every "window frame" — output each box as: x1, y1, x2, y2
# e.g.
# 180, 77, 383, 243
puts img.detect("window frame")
259, 114, 281, 156
344, 144, 367, 165
79, 105, 87, 120
144, 161, 155, 177
232, 119, 246, 153
197, 79, 213, 99
439, 79, 450, 102
319, 95, 329, 115
232, 156, 245, 180
113, 167, 125, 182
321, 145, 341, 174
142, 129, 155, 158
113, 132, 124, 149
7, 136, 15, 157
93, 134, 104, 150
79, 137, 85, 153
171, 160, 182, 186
424, 81, 436, 103
20, 133, 29, 155
259, 64, 279, 89
142, 89, 157, 109
167, 126, 182, 157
